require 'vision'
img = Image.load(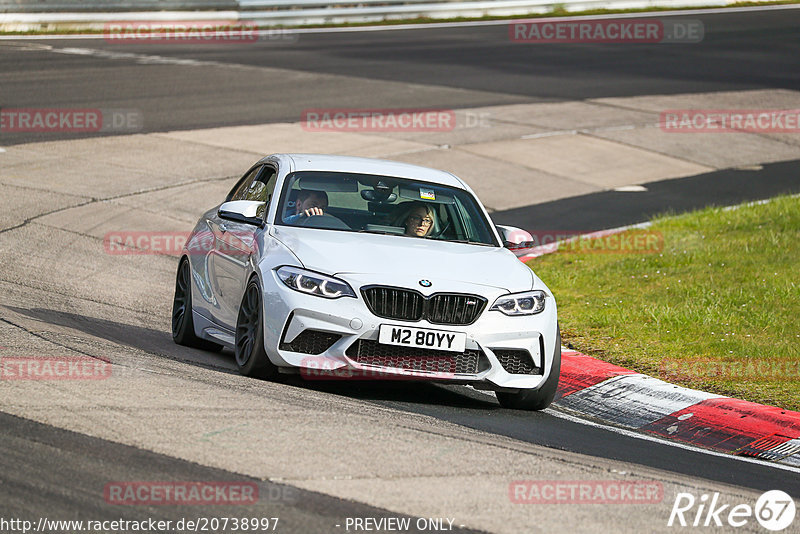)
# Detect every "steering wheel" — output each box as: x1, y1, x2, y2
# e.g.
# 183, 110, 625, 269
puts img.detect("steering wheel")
297, 212, 351, 230
430, 219, 452, 239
